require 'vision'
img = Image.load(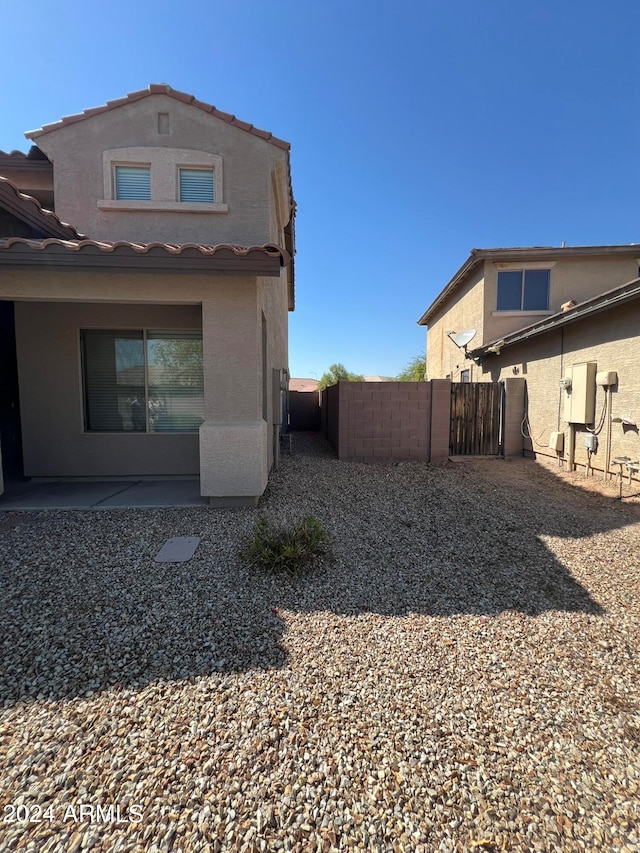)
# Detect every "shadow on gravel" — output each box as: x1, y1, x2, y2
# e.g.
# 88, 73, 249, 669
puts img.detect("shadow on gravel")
1, 433, 635, 705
